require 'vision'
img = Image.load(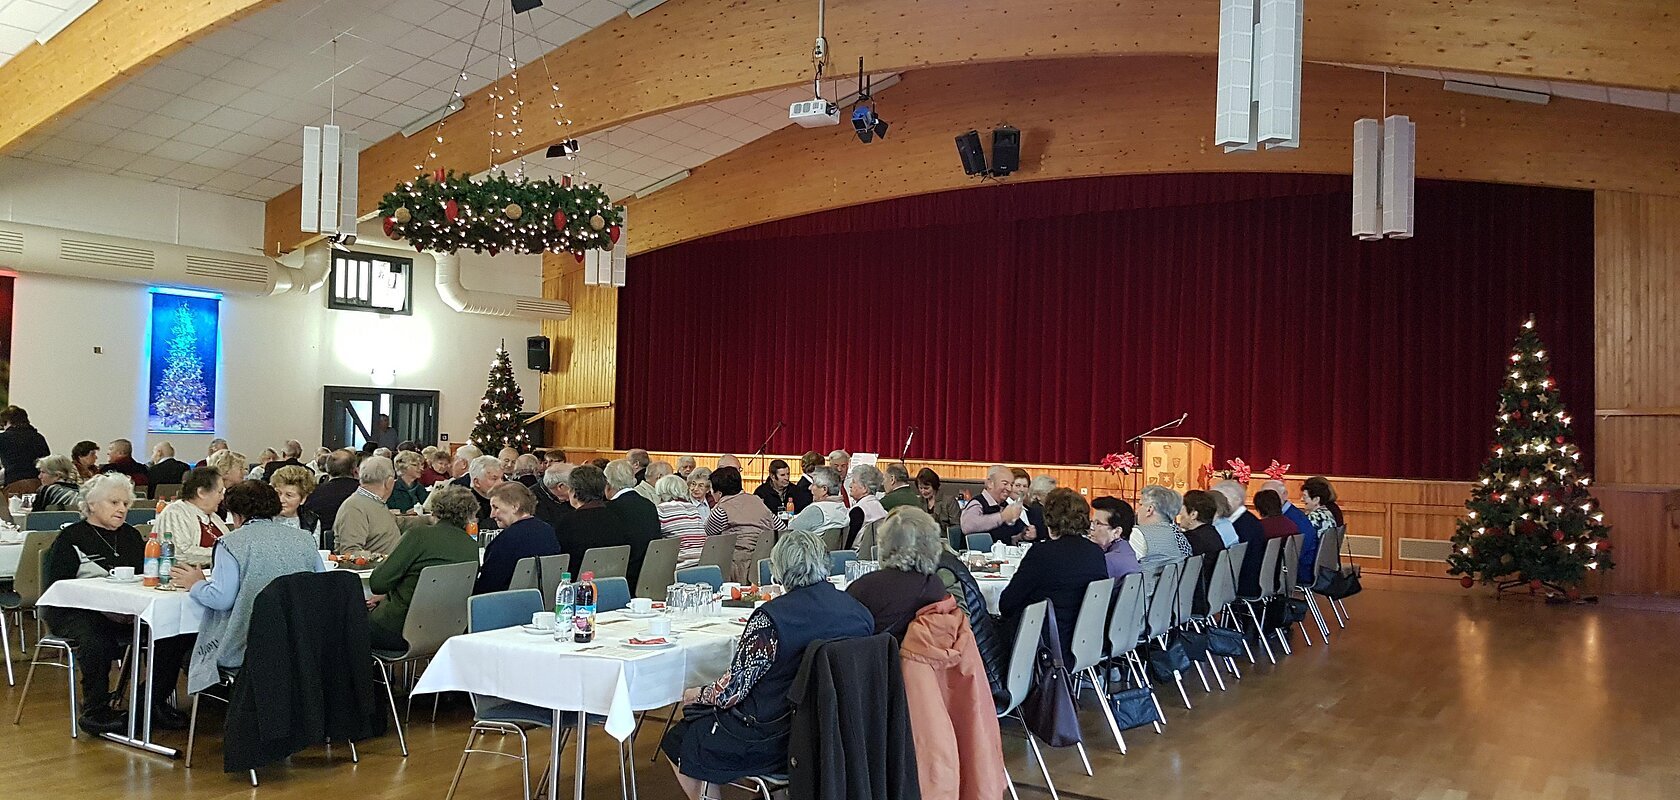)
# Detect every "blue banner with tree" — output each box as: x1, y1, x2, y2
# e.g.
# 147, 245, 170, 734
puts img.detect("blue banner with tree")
148, 291, 219, 433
